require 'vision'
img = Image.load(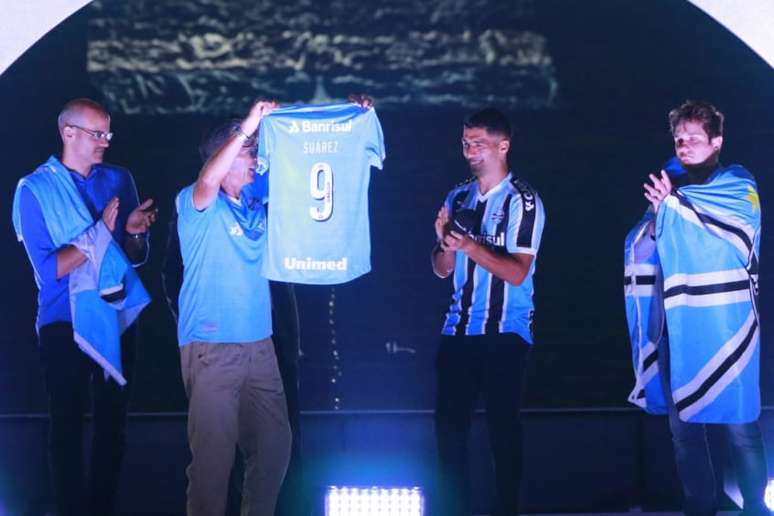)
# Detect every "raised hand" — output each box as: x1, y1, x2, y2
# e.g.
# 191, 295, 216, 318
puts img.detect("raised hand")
643, 169, 673, 213
348, 93, 374, 109
102, 196, 120, 232
241, 99, 279, 136
434, 205, 450, 243
126, 198, 157, 235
